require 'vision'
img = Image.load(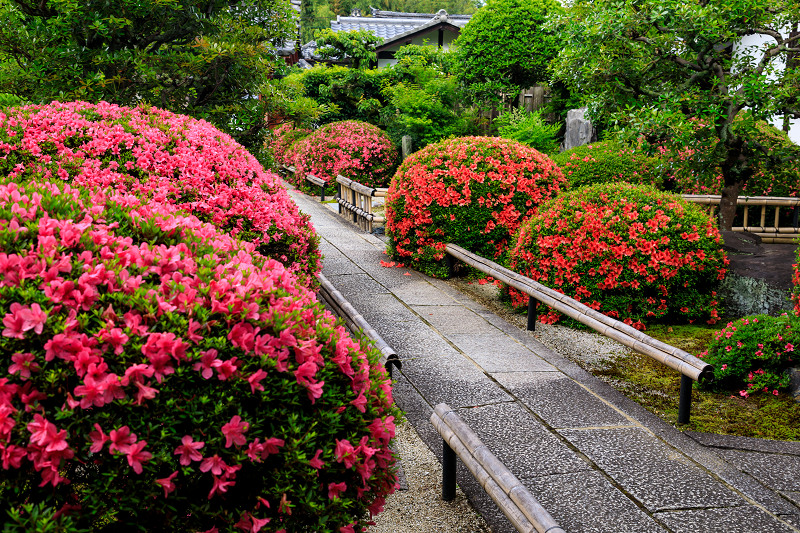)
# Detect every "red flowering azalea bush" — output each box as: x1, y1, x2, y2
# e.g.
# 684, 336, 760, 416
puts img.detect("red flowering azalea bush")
699, 314, 798, 398
506, 183, 728, 329
269, 123, 312, 168
290, 121, 398, 189
0, 101, 320, 286
385, 136, 566, 277
552, 141, 662, 189
0, 180, 398, 532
